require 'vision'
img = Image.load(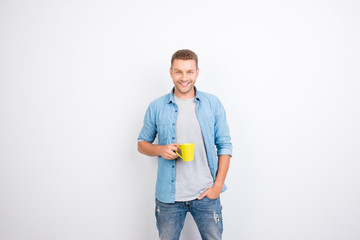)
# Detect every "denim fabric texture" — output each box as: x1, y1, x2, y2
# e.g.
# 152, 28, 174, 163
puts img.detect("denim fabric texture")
155, 197, 223, 240
138, 88, 232, 203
